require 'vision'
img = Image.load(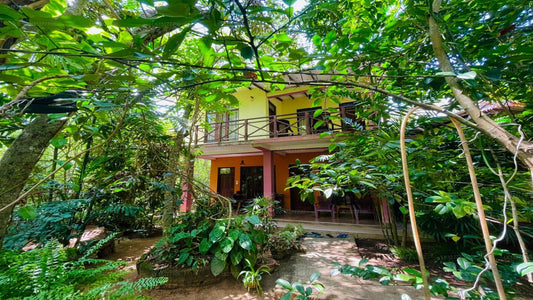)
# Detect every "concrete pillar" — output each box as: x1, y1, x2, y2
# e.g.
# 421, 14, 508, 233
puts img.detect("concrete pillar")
180, 160, 194, 212
262, 149, 275, 200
